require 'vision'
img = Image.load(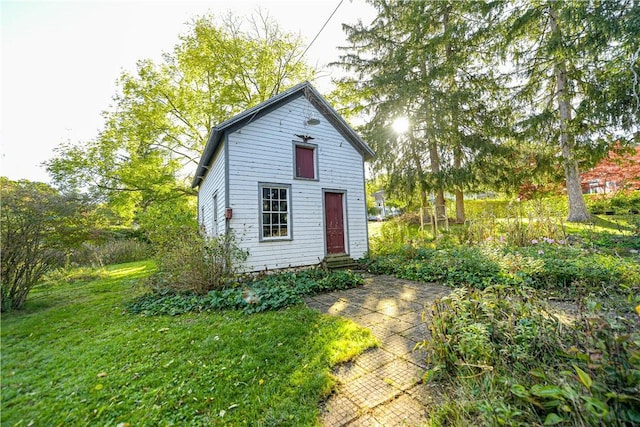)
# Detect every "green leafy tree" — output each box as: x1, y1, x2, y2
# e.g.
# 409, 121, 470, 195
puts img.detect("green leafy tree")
46, 12, 314, 229
498, 0, 640, 221
0, 178, 102, 311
